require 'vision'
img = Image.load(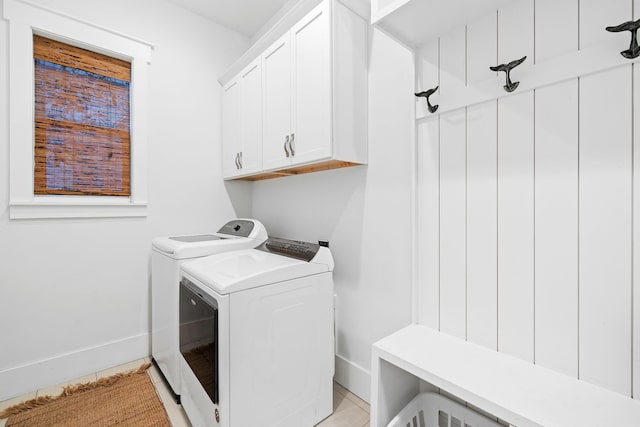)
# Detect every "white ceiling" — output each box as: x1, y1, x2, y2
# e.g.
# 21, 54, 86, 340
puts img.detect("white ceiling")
168, 0, 294, 38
